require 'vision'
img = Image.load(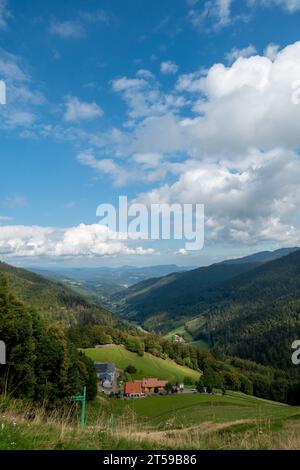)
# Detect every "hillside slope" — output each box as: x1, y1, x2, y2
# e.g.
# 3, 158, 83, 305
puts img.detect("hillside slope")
115, 247, 298, 329
198, 249, 300, 367
84, 344, 200, 382
0, 261, 114, 326
115, 248, 300, 369
116, 262, 260, 324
